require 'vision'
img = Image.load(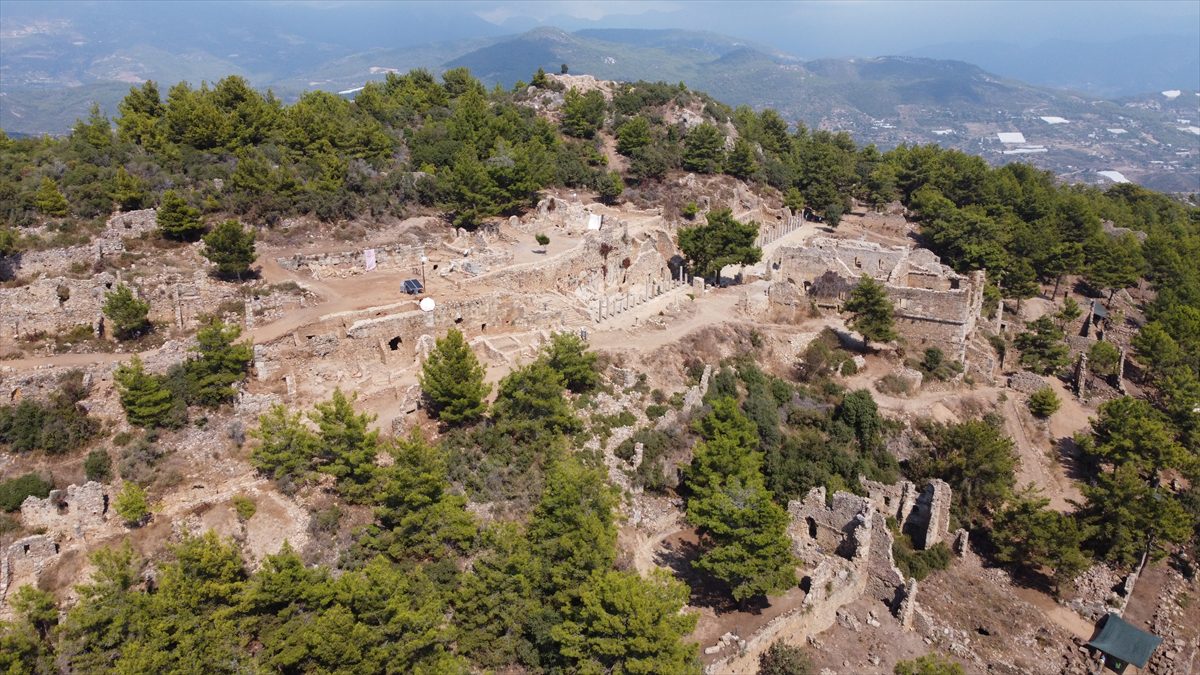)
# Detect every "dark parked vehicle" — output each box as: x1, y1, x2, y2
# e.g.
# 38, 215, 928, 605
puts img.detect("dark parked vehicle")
403, 279, 424, 295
